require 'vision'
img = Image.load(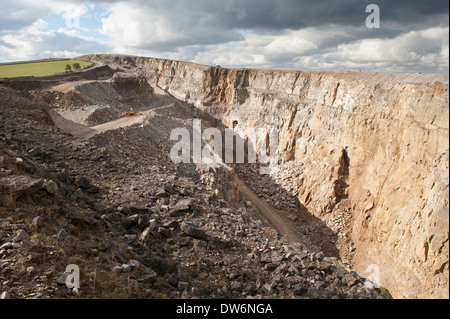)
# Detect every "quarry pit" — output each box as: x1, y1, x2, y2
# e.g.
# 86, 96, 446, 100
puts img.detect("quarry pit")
0, 54, 448, 299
